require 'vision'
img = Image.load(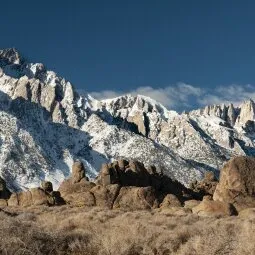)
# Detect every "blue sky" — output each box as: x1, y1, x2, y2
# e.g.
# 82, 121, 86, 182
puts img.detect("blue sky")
1, 0, 255, 110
